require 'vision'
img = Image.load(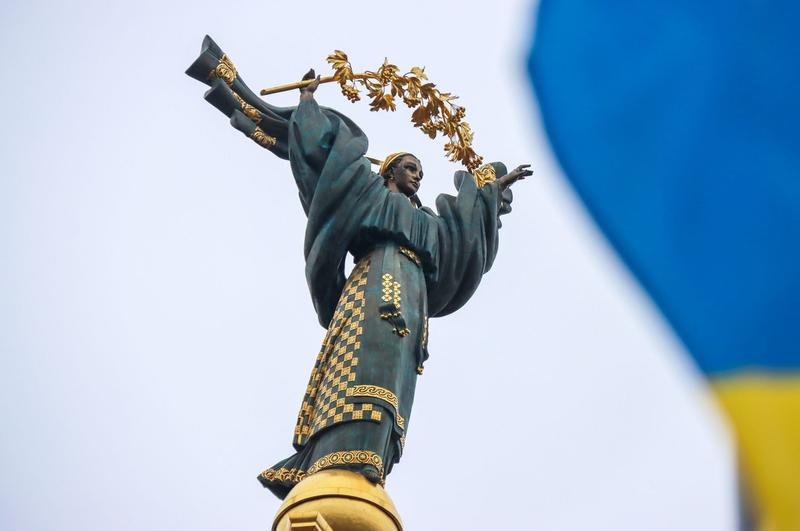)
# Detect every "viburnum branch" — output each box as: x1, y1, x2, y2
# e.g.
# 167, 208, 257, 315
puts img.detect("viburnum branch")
259, 51, 485, 172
